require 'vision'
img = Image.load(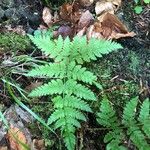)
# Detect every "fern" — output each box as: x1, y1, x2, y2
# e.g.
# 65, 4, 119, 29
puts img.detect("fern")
27, 33, 122, 150
97, 97, 150, 150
